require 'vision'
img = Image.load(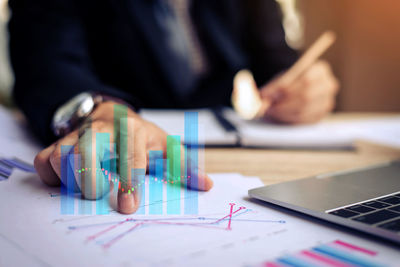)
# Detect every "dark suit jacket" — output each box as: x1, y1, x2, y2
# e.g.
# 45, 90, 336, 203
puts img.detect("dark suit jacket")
8, 0, 297, 144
